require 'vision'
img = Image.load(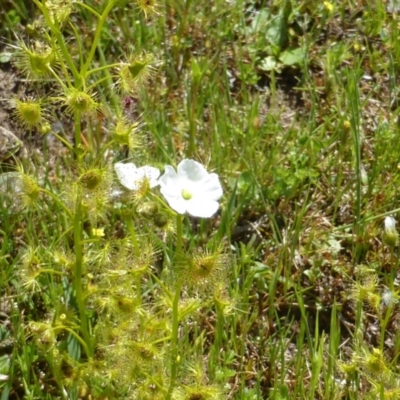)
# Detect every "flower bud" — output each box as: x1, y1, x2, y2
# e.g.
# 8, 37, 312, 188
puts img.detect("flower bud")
138, 202, 159, 218
383, 216, 398, 247
153, 213, 169, 228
